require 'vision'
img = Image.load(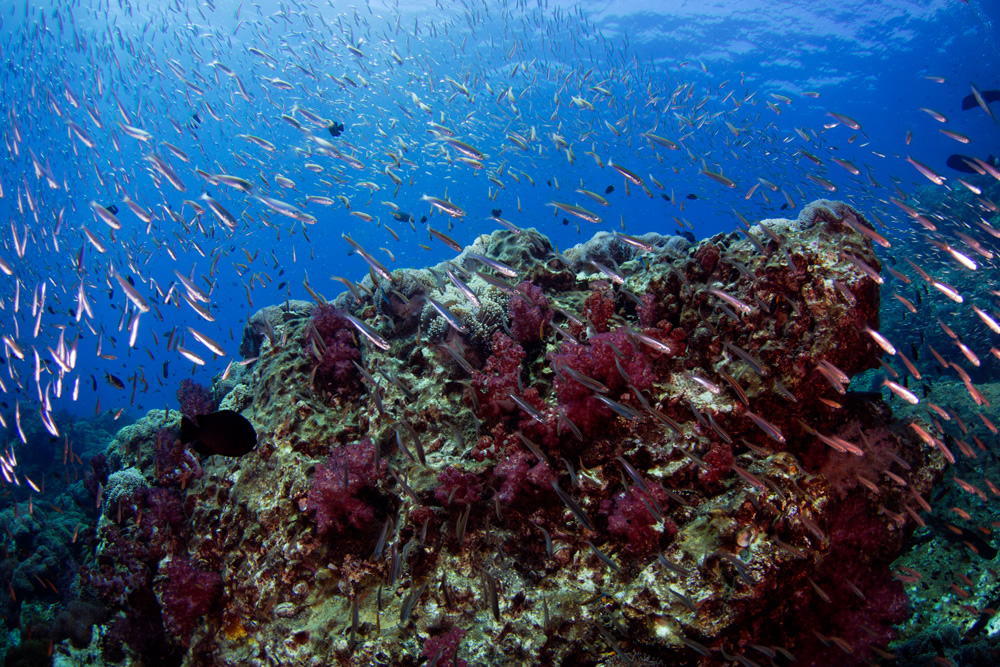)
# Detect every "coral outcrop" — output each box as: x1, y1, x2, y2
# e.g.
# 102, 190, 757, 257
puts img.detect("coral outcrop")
81, 201, 947, 666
